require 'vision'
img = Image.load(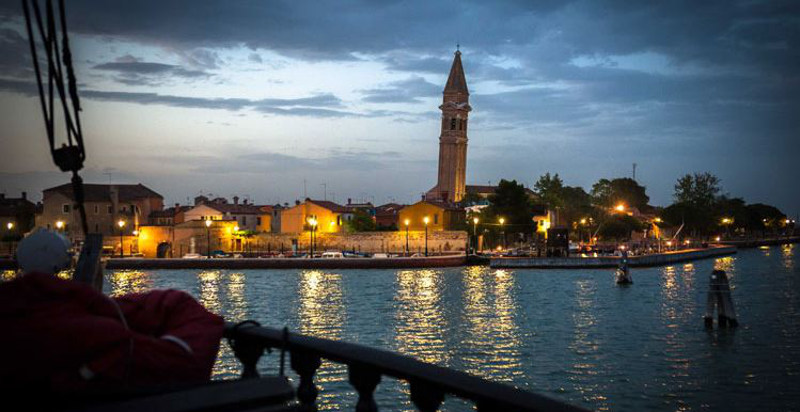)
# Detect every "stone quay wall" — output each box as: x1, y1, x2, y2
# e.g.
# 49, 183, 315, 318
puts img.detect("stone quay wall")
105, 254, 466, 270
237, 230, 467, 255
491, 246, 737, 269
